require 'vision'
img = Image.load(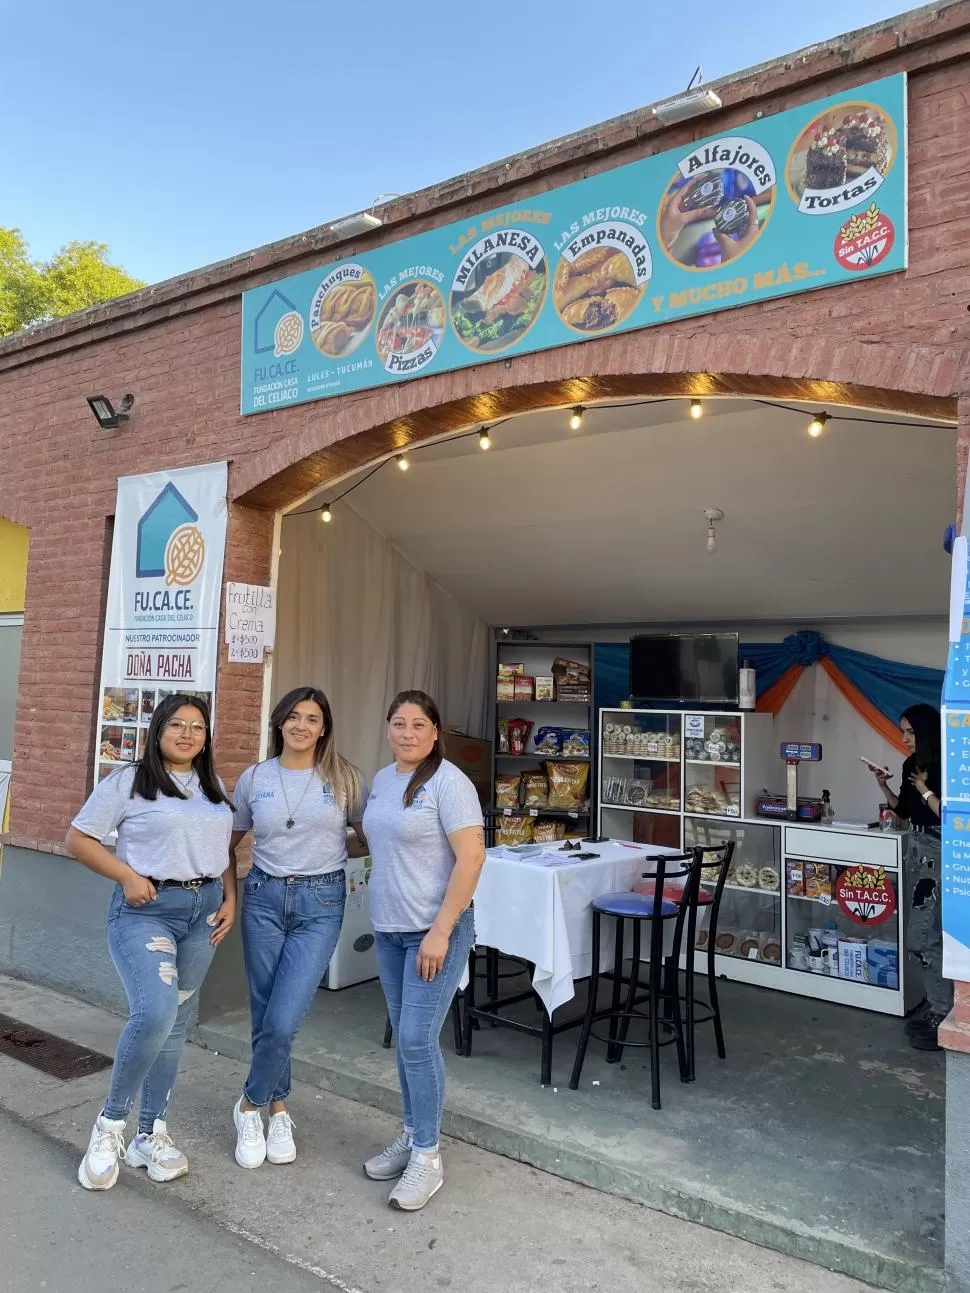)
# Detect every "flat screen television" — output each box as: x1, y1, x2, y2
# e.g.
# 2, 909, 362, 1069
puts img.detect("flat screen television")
630, 633, 740, 705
